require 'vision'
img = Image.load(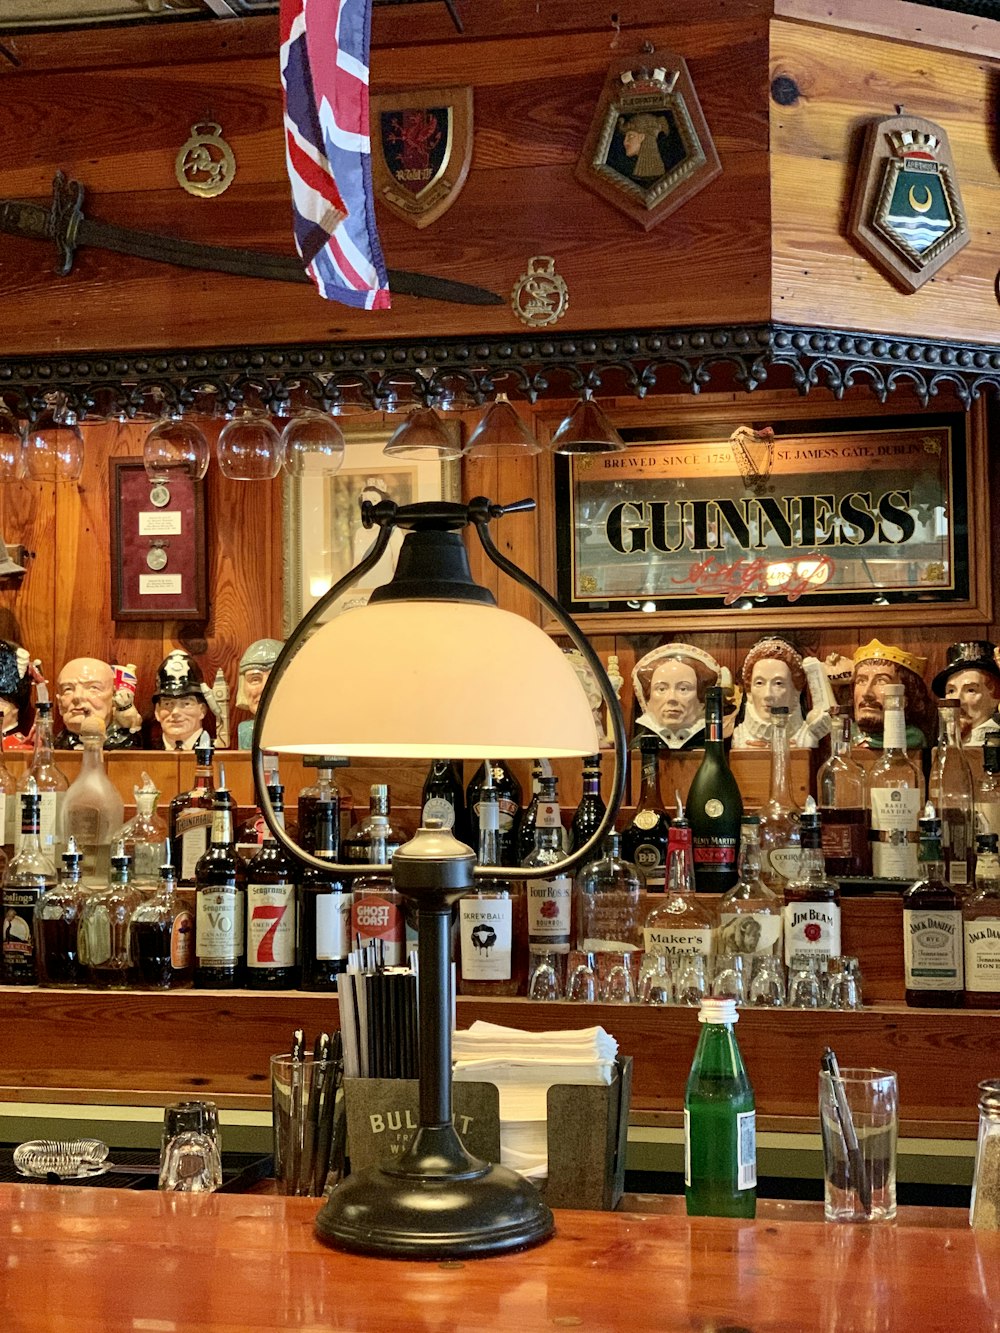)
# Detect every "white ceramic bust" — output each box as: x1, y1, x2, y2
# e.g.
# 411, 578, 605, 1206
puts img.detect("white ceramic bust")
632, 643, 724, 749
732, 638, 834, 750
